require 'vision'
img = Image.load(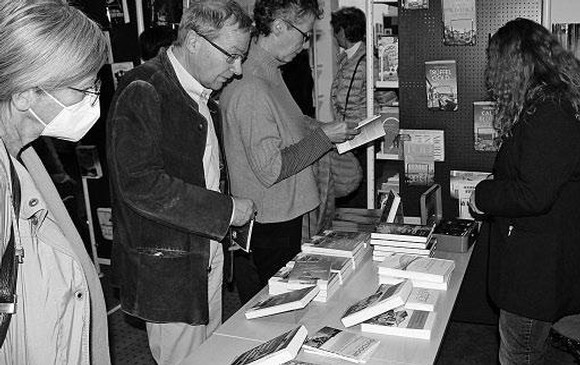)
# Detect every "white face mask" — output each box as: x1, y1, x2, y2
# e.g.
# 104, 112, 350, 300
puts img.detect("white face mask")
30, 89, 101, 142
